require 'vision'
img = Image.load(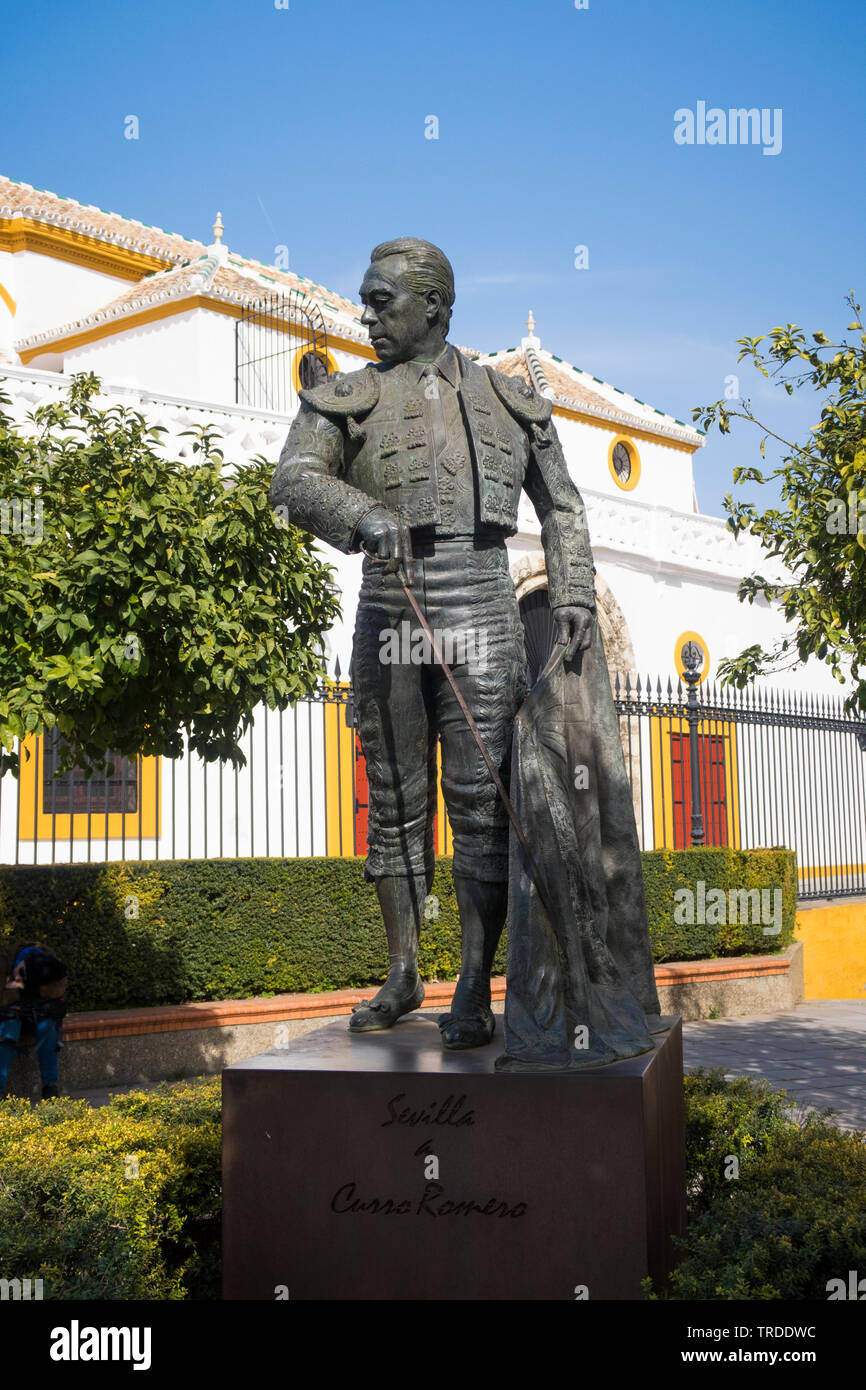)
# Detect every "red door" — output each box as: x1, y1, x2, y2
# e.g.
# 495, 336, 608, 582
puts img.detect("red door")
671, 732, 728, 848
352, 734, 369, 855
